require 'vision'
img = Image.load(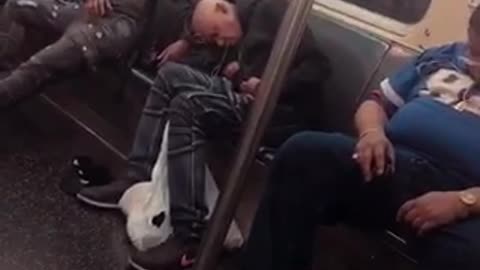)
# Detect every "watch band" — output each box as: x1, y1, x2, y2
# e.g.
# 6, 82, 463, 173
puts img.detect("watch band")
459, 191, 478, 206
